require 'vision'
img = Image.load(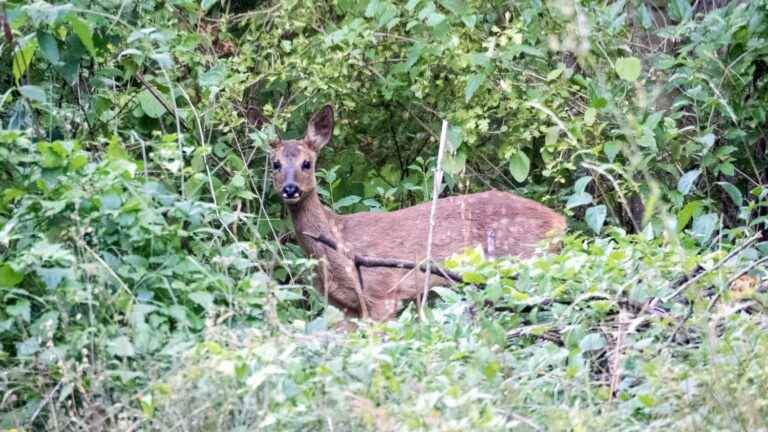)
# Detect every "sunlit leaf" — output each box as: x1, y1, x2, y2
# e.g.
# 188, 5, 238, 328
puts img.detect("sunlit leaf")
69, 15, 96, 57
615, 57, 642, 82
12, 36, 38, 81
585, 205, 607, 233
677, 169, 701, 195
508, 150, 530, 182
